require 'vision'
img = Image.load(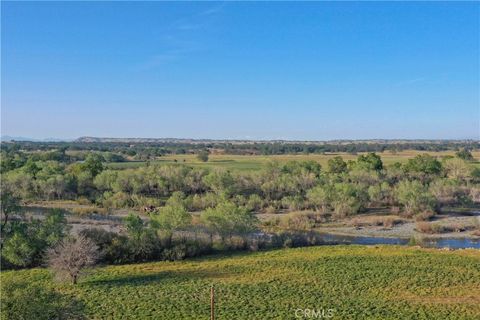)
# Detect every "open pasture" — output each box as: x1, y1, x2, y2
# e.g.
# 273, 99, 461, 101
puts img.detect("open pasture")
107, 150, 480, 171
